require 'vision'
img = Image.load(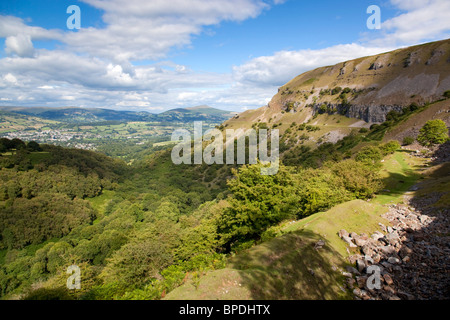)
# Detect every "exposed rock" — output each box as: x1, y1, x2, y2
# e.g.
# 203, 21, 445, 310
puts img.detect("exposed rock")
383, 273, 394, 286
388, 257, 401, 265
